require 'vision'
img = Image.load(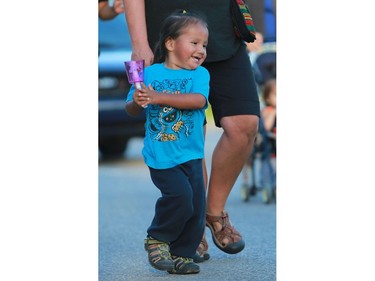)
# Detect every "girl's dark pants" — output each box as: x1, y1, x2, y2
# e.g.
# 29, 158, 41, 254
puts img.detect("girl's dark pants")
148, 159, 206, 258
